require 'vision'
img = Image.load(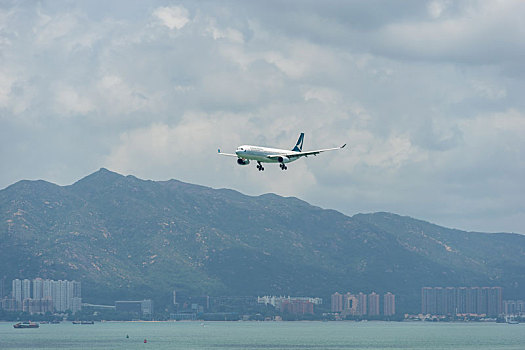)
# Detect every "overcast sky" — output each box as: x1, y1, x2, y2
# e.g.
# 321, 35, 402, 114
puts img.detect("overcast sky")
1, 0, 524, 234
